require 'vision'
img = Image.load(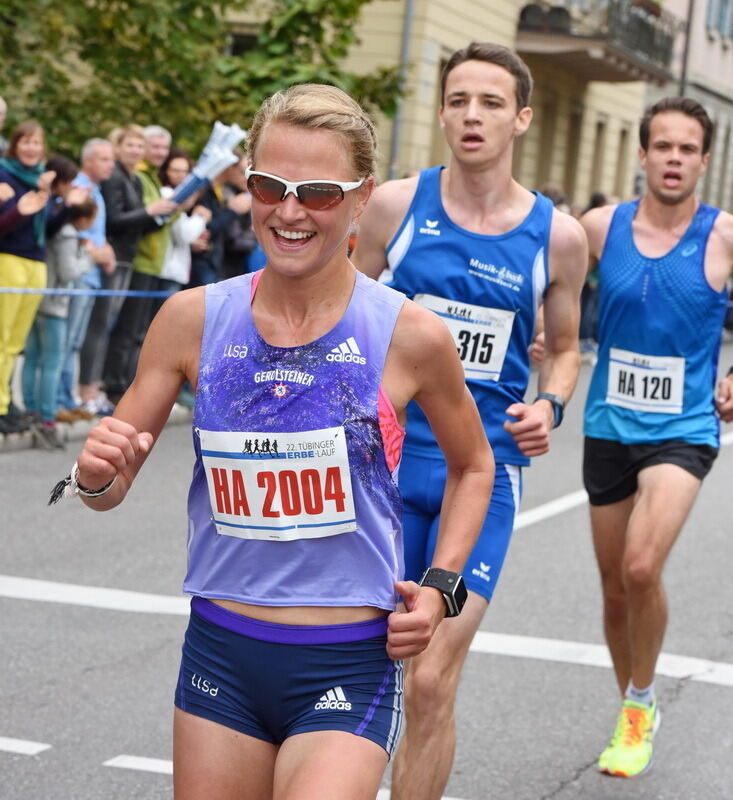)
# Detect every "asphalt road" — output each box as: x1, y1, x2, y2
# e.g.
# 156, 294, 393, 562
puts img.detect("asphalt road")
2, 345, 732, 800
